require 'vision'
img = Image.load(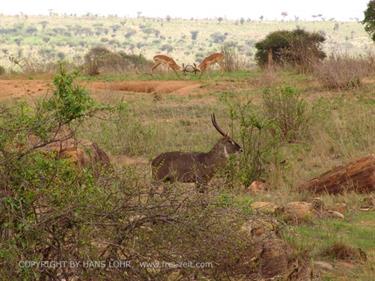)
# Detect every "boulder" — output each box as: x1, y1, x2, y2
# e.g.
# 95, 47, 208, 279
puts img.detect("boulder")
327, 210, 345, 219
360, 196, 375, 211
251, 201, 279, 214
248, 180, 267, 194
332, 203, 347, 214
313, 261, 334, 271
283, 202, 314, 223
298, 155, 375, 194
21, 127, 111, 169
